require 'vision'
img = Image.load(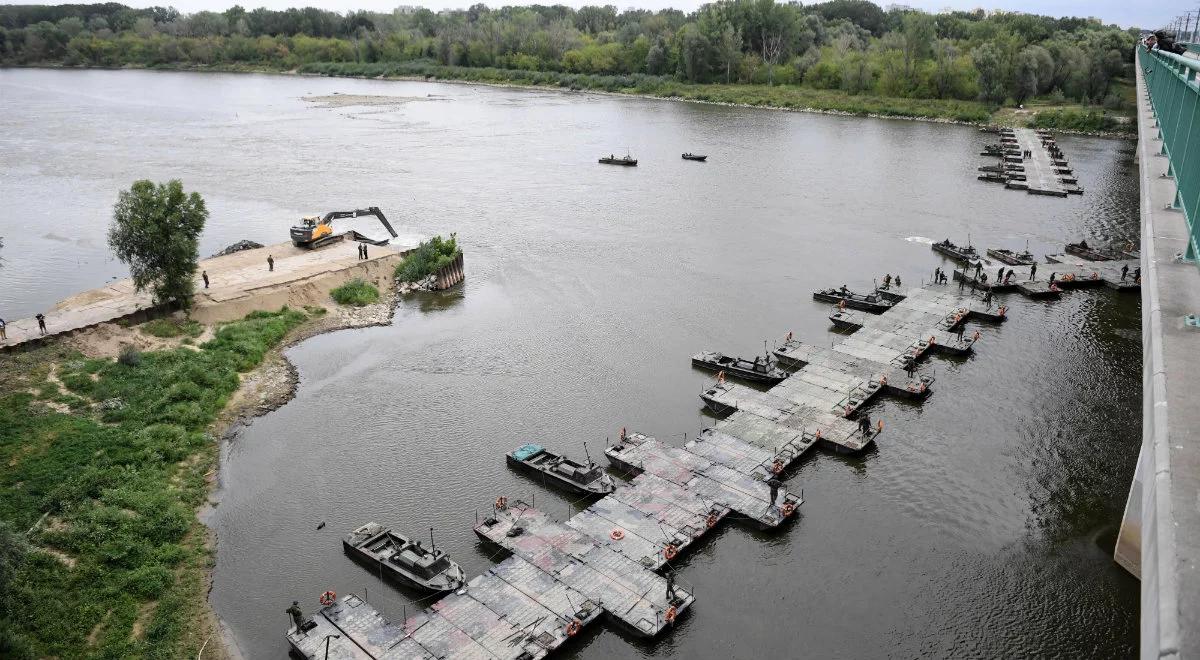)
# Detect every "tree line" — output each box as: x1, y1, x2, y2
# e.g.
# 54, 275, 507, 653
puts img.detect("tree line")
0, 0, 1136, 108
